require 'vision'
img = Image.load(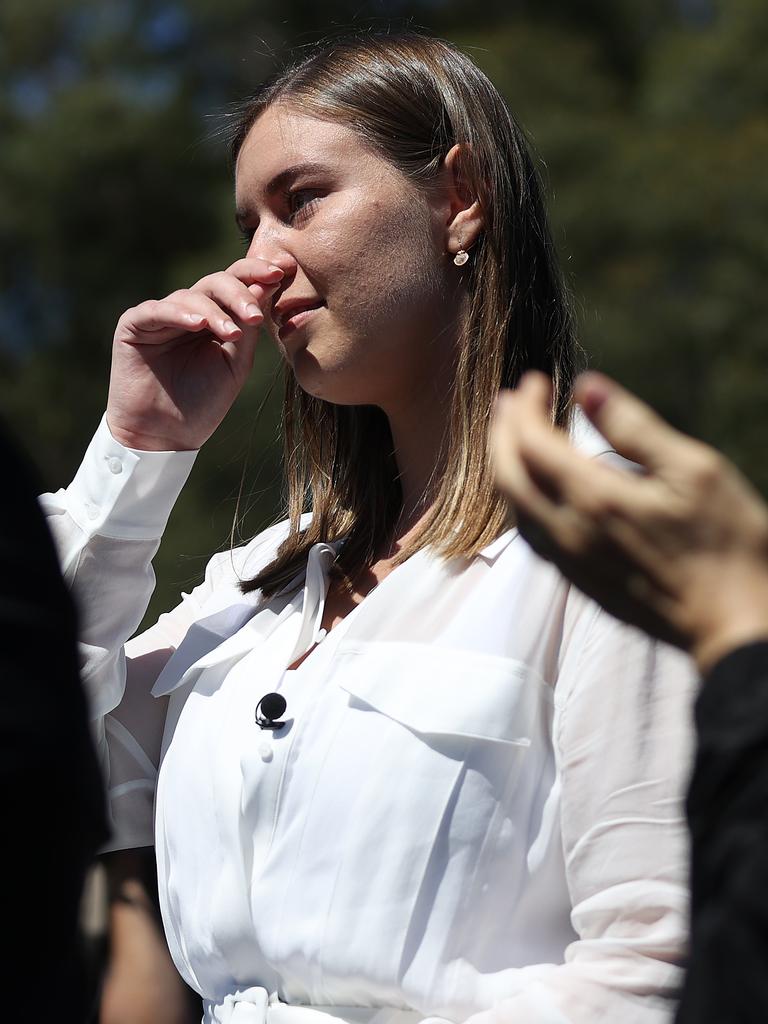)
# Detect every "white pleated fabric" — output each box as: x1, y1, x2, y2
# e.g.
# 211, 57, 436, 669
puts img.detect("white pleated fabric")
41, 411, 697, 1024
205, 986, 420, 1024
